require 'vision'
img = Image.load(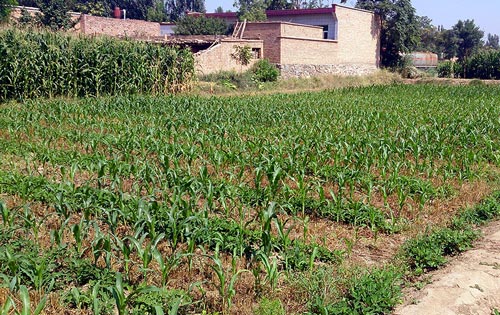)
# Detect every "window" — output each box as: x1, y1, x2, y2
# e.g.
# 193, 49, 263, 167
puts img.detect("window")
321, 25, 329, 39
252, 48, 262, 59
